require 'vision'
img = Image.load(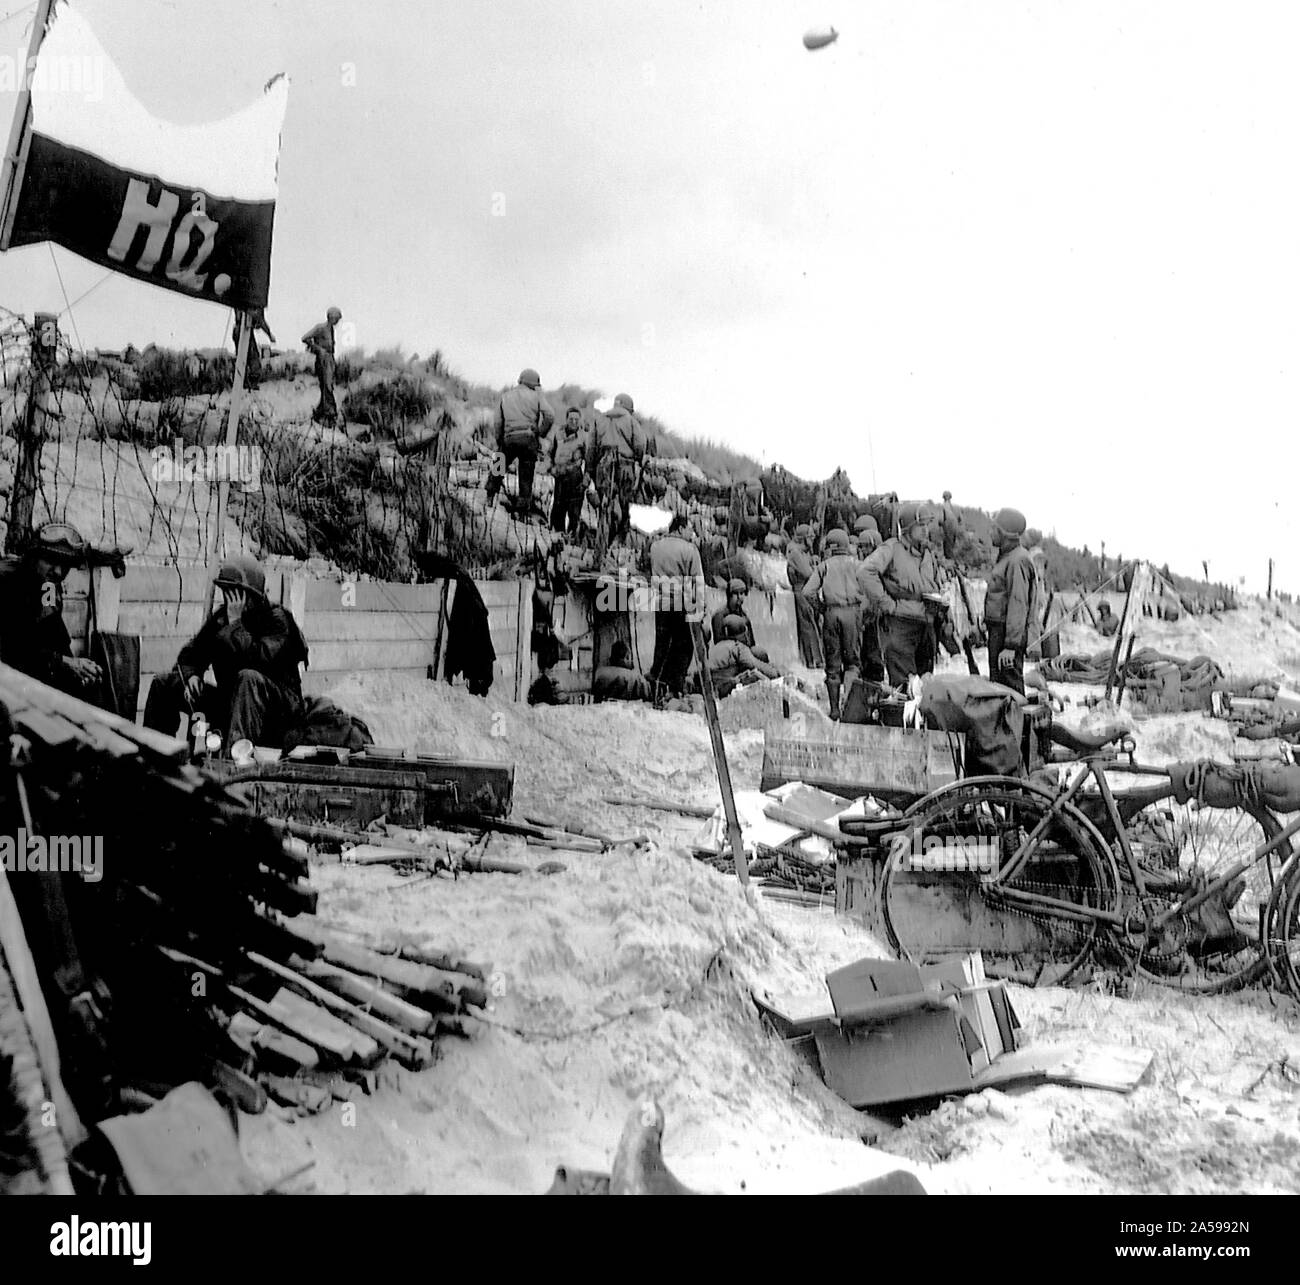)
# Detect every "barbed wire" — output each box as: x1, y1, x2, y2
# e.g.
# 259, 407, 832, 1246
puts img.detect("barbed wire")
0, 300, 557, 590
